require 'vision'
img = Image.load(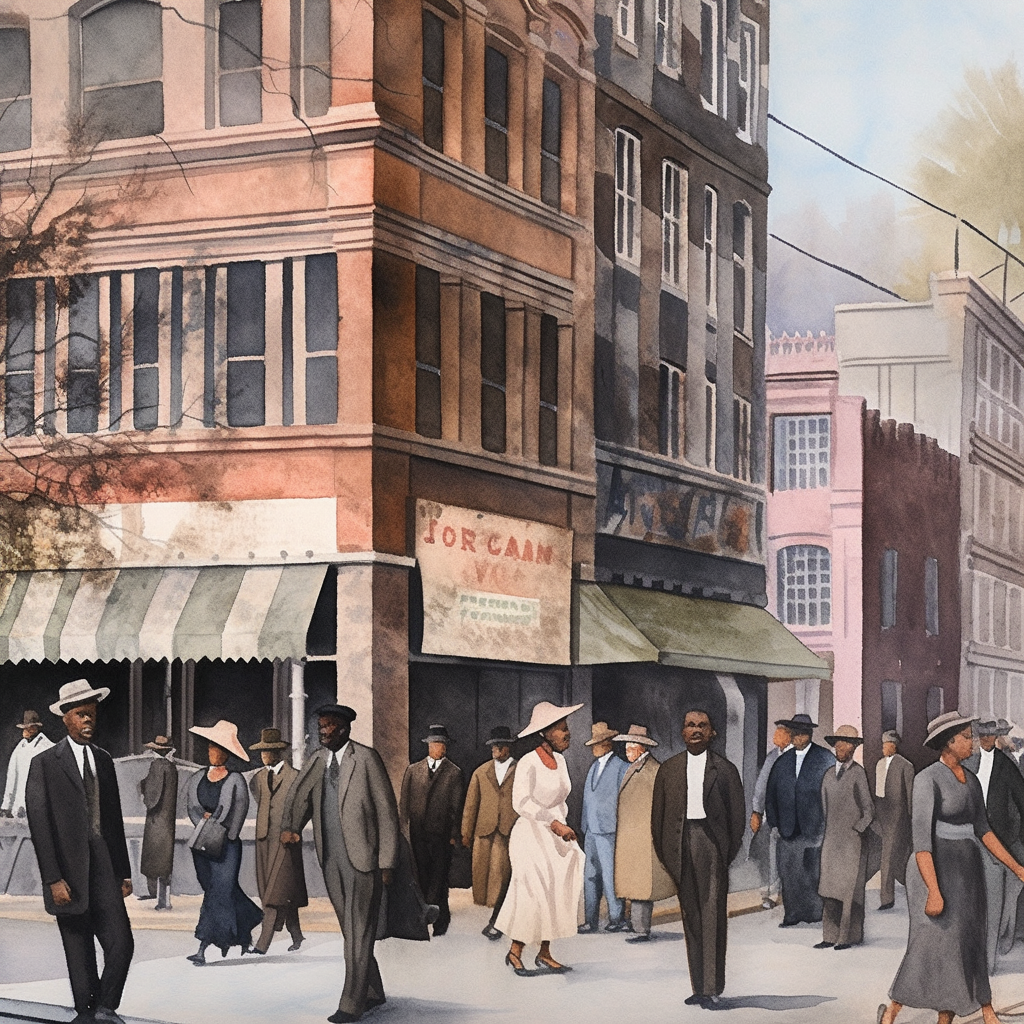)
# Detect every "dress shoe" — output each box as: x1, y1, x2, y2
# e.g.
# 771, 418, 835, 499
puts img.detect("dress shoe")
625, 933, 651, 943
424, 904, 440, 925
94, 1008, 127, 1024
505, 950, 529, 976
703, 995, 723, 1010
534, 954, 571, 973
684, 994, 705, 1005
327, 1011, 361, 1023
432, 925, 448, 937
186, 952, 206, 966
761, 897, 776, 909
366, 995, 386, 1010
248, 947, 267, 955
812, 941, 834, 949
834, 943, 853, 950
604, 920, 629, 932
288, 938, 304, 951
481, 923, 503, 940
136, 894, 156, 901
778, 920, 799, 928
878, 902, 895, 910
577, 922, 597, 934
